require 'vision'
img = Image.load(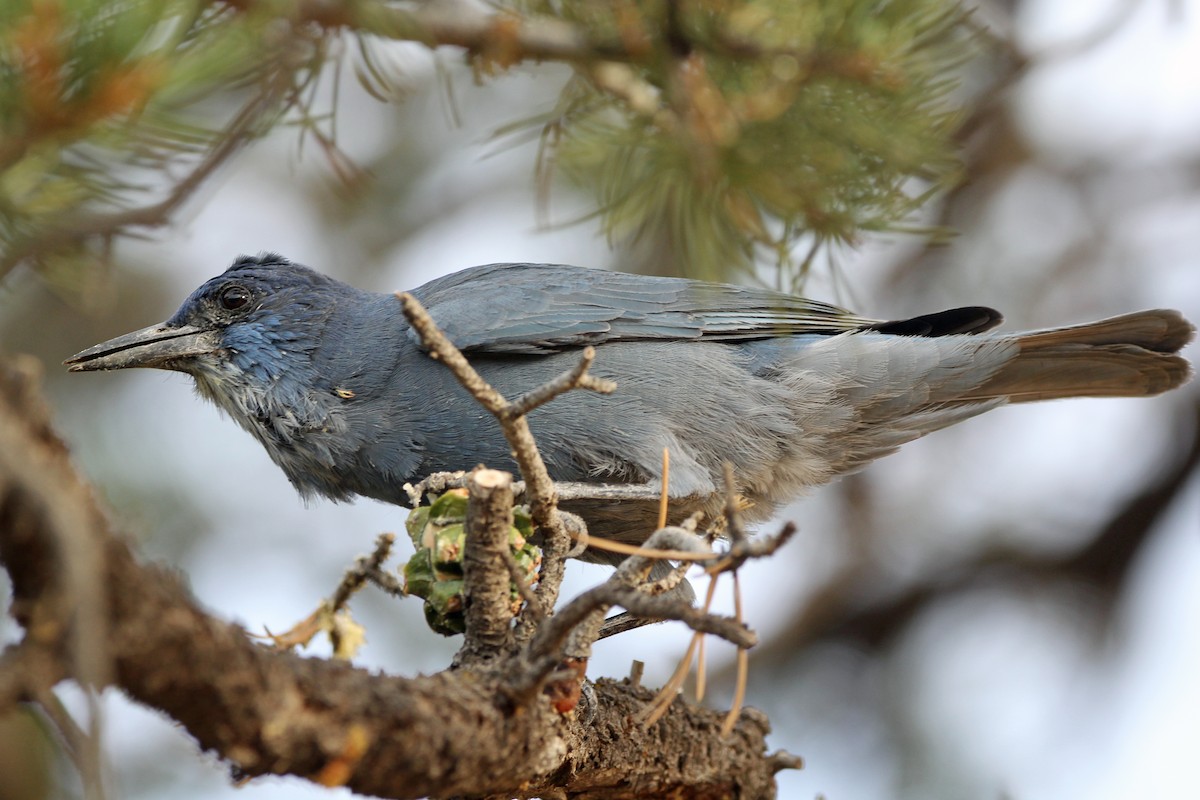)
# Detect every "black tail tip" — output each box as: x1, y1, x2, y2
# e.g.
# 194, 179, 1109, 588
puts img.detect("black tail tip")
871, 306, 1004, 337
